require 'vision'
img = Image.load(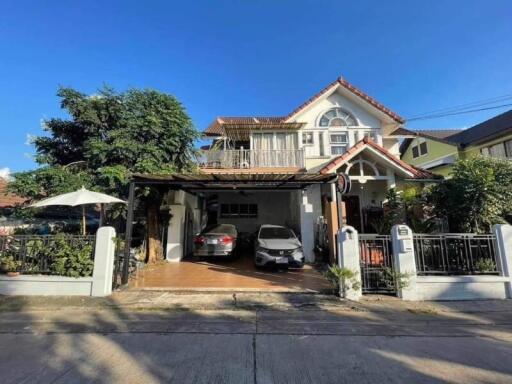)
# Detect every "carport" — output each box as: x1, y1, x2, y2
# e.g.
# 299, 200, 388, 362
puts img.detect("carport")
121, 172, 337, 291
